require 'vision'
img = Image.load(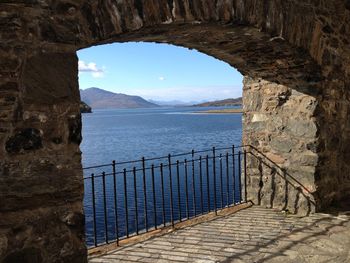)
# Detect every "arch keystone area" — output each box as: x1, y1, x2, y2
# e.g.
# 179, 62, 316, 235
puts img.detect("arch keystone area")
0, 1, 349, 261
